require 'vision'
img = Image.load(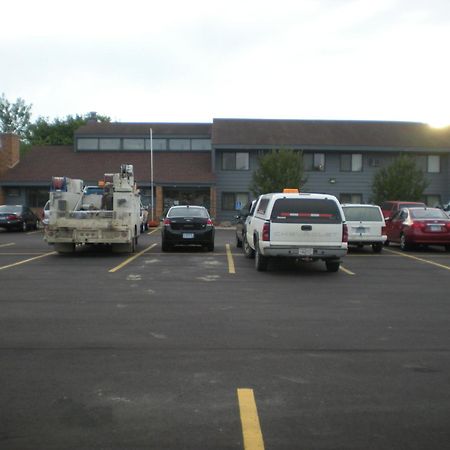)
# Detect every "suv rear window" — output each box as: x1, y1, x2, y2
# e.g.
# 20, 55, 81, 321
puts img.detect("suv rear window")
343, 206, 382, 222
271, 198, 342, 224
